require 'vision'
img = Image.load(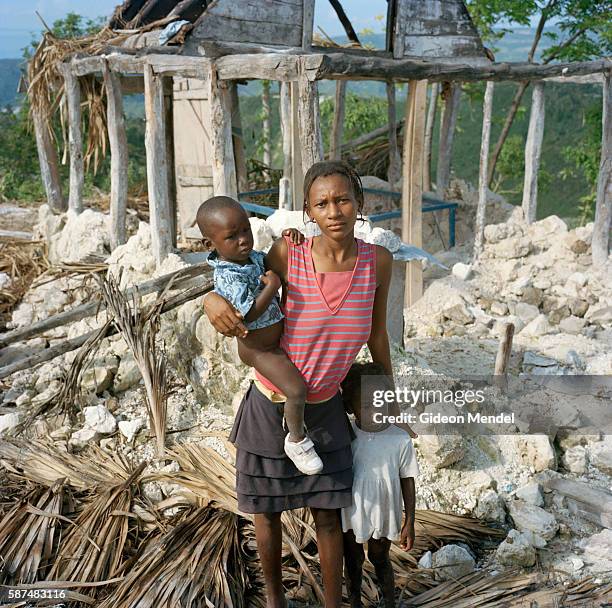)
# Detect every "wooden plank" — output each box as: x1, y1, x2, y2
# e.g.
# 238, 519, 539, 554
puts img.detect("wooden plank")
164, 84, 177, 248
0, 262, 212, 348
32, 109, 65, 213
423, 81, 439, 191
144, 64, 173, 264
302, 0, 315, 50
207, 64, 238, 198
58, 63, 84, 214
229, 82, 249, 193
401, 80, 428, 311
386, 81, 401, 187
521, 81, 545, 224
297, 70, 323, 181
329, 80, 346, 160
104, 64, 129, 250
473, 81, 494, 259
592, 72, 611, 267
436, 82, 461, 198
290, 80, 304, 210
262, 79, 272, 169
